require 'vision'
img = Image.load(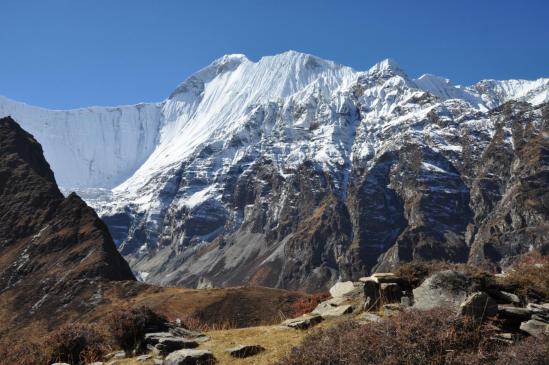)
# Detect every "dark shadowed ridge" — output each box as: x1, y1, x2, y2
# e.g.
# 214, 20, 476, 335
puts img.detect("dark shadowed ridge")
0, 116, 134, 338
